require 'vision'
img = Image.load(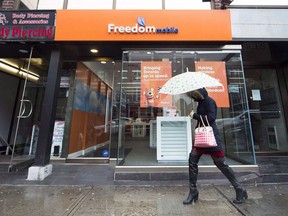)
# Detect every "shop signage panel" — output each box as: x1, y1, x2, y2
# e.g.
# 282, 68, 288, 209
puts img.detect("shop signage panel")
51, 121, 65, 156
55, 10, 232, 41
0, 10, 55, 41
140, 61, 172, 108
195, 61, 230, 108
